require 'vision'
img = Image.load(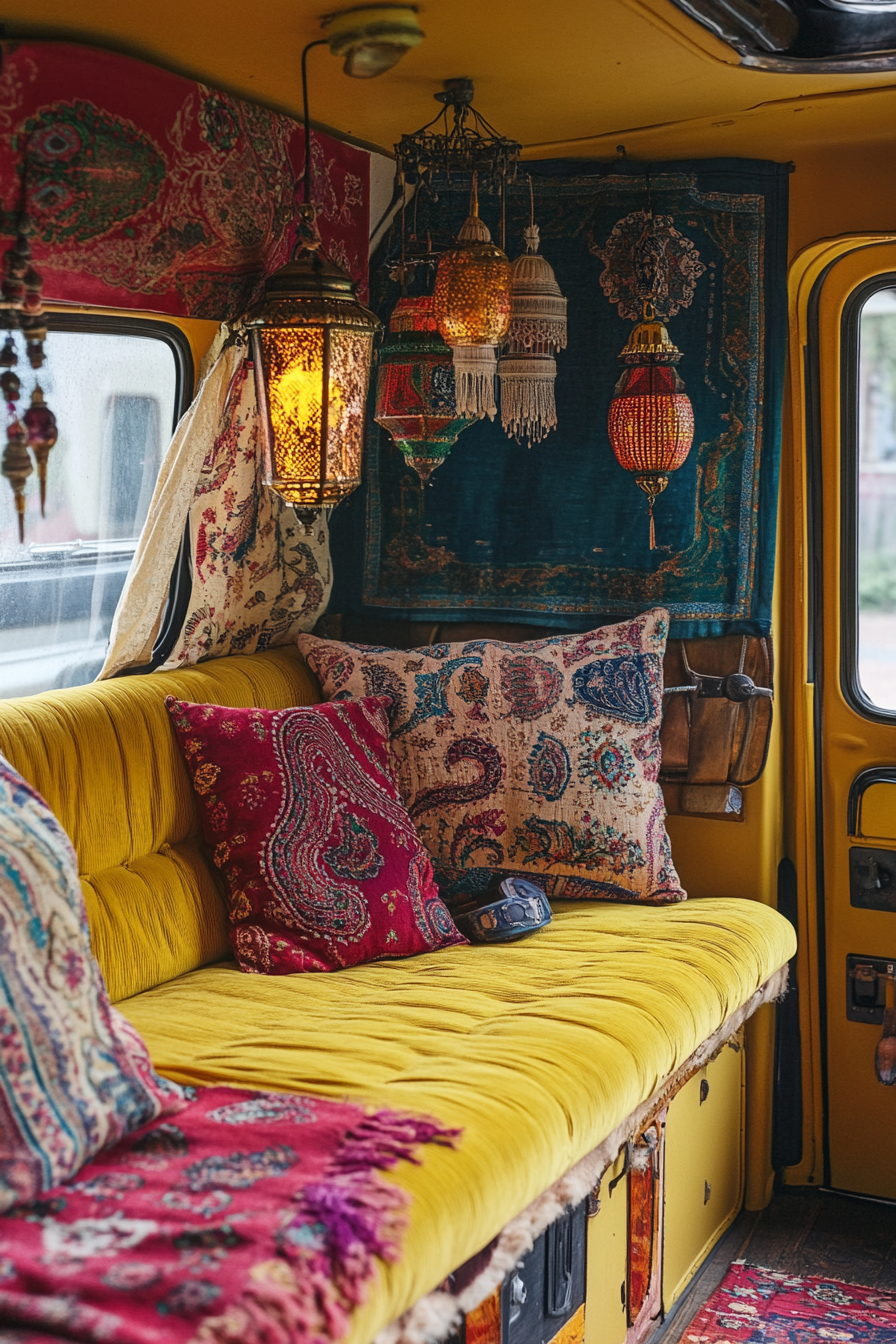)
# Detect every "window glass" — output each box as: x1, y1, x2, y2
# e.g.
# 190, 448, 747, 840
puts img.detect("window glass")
857, 285, 896, 712
0, 329, 179, 699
